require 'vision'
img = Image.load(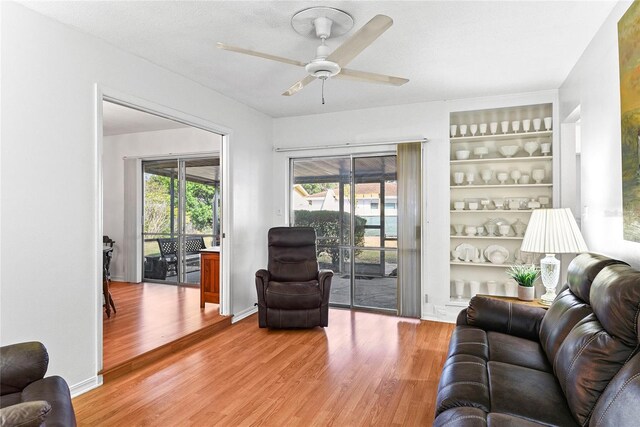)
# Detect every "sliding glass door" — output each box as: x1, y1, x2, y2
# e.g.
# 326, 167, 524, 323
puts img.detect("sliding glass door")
142, 158, 220, 285
291, 154, 398, 313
